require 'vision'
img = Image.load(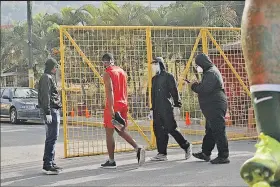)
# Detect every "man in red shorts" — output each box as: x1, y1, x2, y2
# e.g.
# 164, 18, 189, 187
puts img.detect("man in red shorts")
101, 53, 146, 168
